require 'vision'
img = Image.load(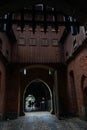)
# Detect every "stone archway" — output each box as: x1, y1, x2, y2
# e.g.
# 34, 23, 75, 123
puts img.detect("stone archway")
19, 65, 55, 116
23, 79, 53, 113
